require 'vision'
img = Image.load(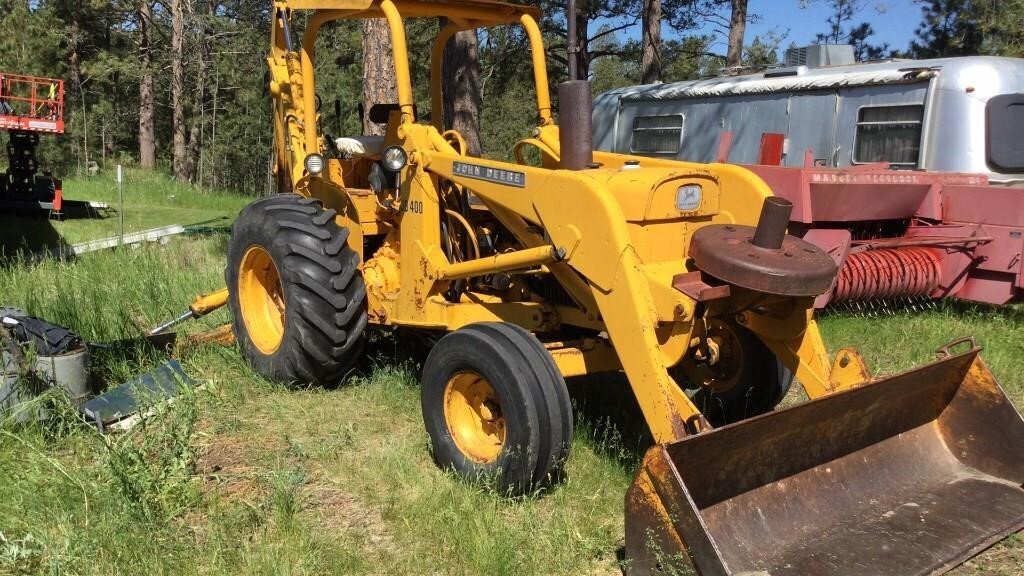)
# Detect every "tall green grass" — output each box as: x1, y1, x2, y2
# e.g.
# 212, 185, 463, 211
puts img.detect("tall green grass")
819, 302, 1024, 407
